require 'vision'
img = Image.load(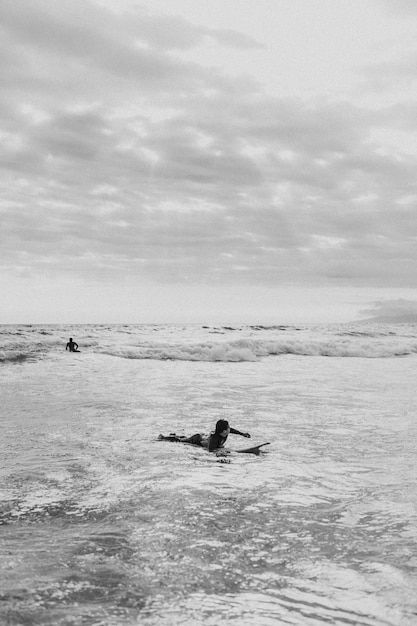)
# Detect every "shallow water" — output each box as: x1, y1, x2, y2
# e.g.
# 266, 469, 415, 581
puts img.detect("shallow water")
1, 324, 417, 625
